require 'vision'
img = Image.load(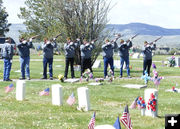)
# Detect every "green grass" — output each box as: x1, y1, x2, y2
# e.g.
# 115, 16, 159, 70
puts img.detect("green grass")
0, 54, 180, 129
